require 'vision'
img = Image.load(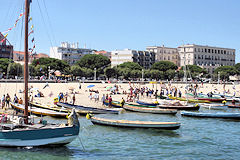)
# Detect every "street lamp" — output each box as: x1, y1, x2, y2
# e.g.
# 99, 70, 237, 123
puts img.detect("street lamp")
94, 68, 96, 81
